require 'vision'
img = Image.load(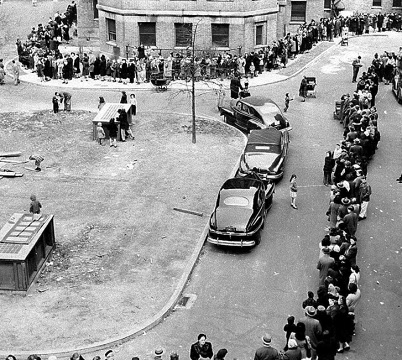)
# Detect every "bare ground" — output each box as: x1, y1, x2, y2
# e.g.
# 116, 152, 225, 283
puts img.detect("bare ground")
0, 110, 244, 350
